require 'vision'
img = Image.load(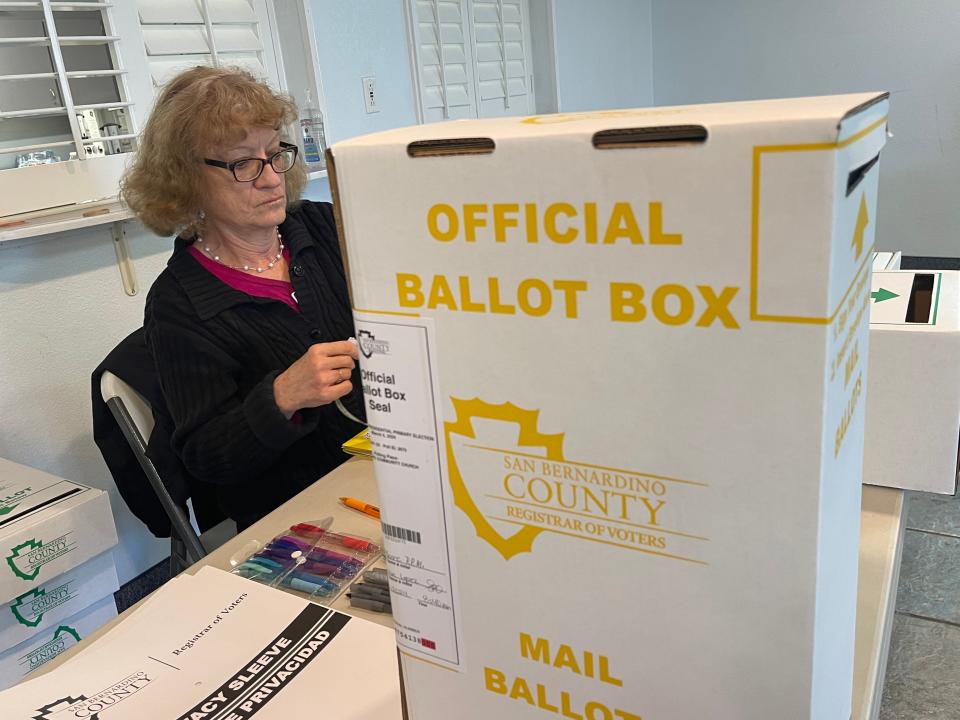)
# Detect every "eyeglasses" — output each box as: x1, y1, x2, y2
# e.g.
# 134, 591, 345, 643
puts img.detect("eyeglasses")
204, 142, 299, 182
